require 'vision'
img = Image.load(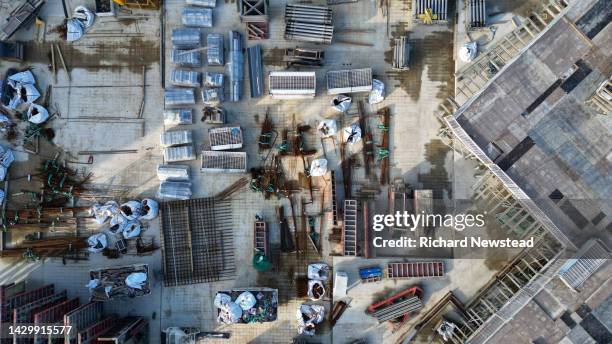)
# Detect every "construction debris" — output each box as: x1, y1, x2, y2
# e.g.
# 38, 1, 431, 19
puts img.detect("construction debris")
216, 288, 278, 323
88, 264, 150, 301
